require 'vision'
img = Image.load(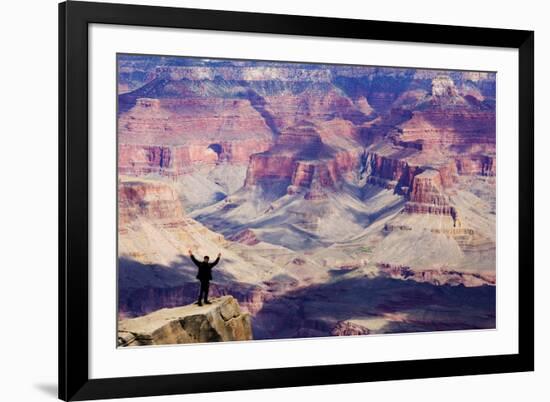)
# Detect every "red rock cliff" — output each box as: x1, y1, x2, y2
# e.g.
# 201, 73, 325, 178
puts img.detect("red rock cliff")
118, 178, 184, 228
244, 122, 362, 194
